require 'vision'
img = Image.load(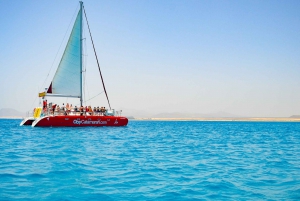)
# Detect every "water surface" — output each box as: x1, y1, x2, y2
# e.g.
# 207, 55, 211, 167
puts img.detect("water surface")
1, 119, 300, 200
